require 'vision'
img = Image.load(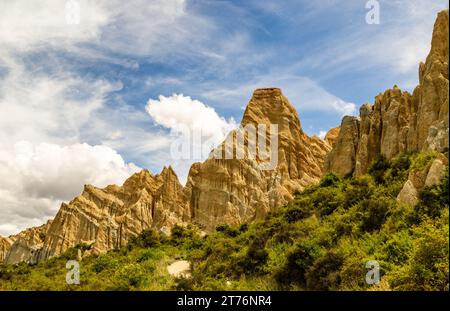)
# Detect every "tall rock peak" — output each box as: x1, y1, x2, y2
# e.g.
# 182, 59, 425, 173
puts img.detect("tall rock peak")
241, 87, 302, 130
3, 11, 447, 265
186, 88, 331, 231
326, 10, 449, 177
